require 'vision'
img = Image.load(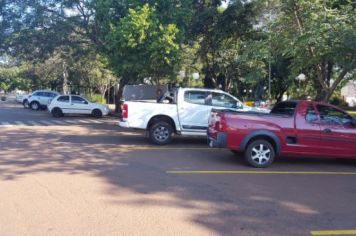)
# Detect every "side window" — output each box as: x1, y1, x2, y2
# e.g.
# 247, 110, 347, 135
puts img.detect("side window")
49, 92, 57, 98
72, 96, 87, 104
33, 92, 43, 96
317, 105, 352, 126
306, 105, 318, 122
57, 96, 69, 103
270, 102, 297, 116
184, 91, 208, 105
211, 92, 237, 108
